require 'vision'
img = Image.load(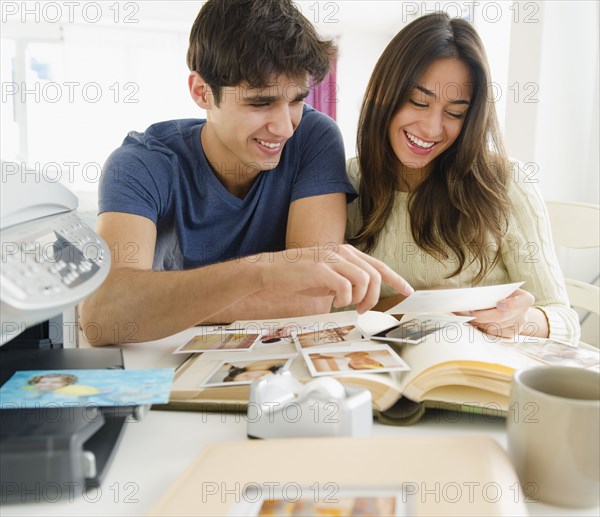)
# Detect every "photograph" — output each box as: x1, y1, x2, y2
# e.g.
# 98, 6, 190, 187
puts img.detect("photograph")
0, 369, 175, 409
174, 332, 262, 354
294, 324, 364, 349
372, 320, 440, 345
303, 345, 410, 377
255, 326, 298, 346
200, 355, 295, 388
371, 315, 473, 345
252, 496, 400, 517
230, 486, 410, 517
502, 339, 600, 369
